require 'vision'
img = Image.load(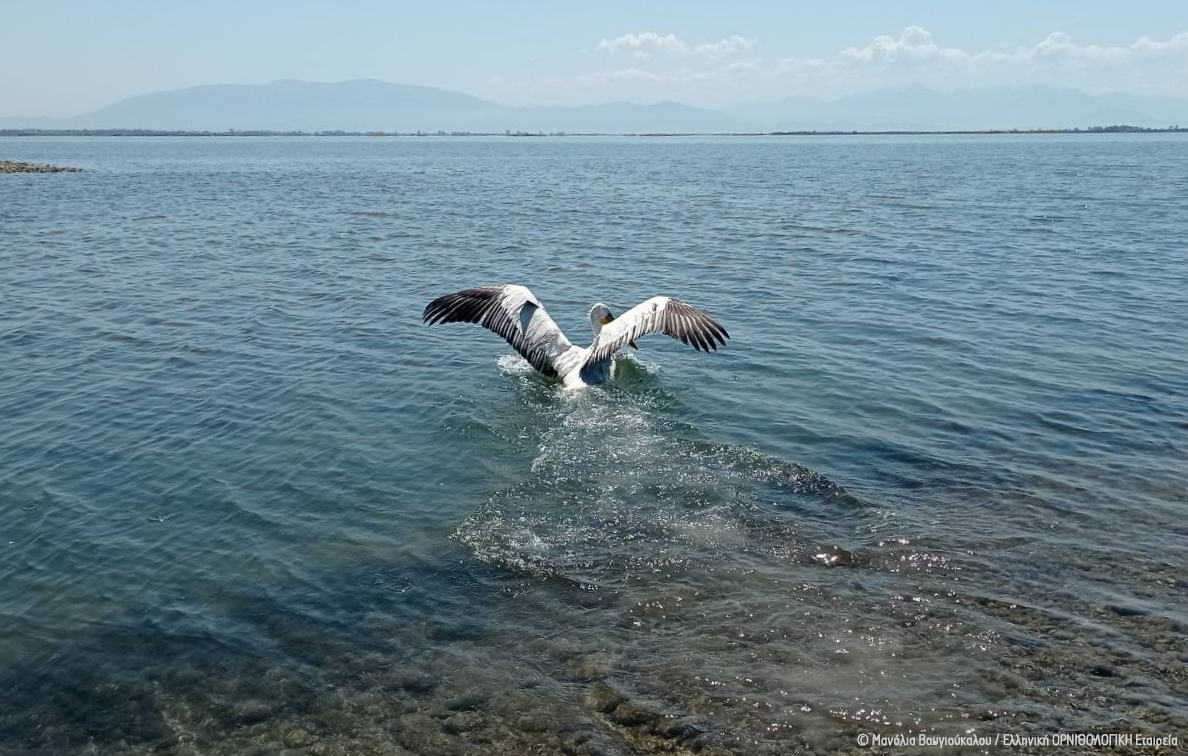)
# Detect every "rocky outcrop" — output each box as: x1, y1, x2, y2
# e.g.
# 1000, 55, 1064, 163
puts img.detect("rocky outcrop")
0, 159, 82, 173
